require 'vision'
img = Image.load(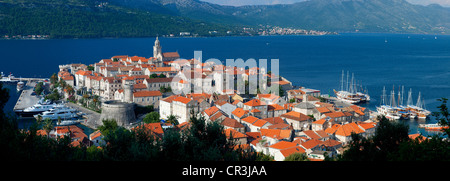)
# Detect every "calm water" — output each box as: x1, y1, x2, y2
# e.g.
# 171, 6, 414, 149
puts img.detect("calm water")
1, 33, 450, 136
